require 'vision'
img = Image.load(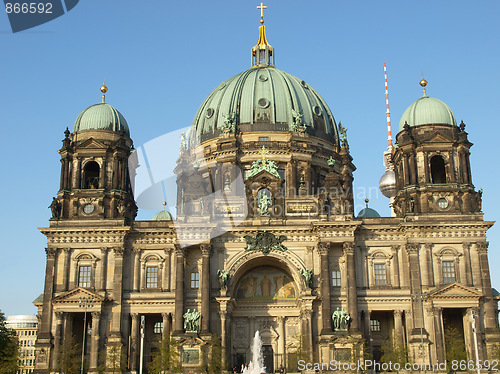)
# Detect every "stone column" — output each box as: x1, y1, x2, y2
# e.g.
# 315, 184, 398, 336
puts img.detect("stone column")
100, 248, 109, 291
394, 310, 404, 347
220, 310, 228, 367
89, 311, 101, 371
98, 158, 105, 189
52, 312, 64, 369
477, 242, 497, 331
63, 248, 72, 291
423, 152, 430, 184
200, 243, 212, 334
278, 316, 286, 369
109, 247, 124, 340
344, 242, 359, 330
420, 244, 431, 288
462, 242, 472, 286
434, 308, 445, 363
406, 244, 424, 330
391, 245, 400, 289
164, 248, 172, 291
403, 154, 410, 185
133, 249, 141, 292
409, 151, 417, 185
318, 242, 332, 334
174, 246, 185, 333
130, 314, 139, 372
301, 310, 313, 361
162, 313, 170, 340
37, 248, 57, 348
